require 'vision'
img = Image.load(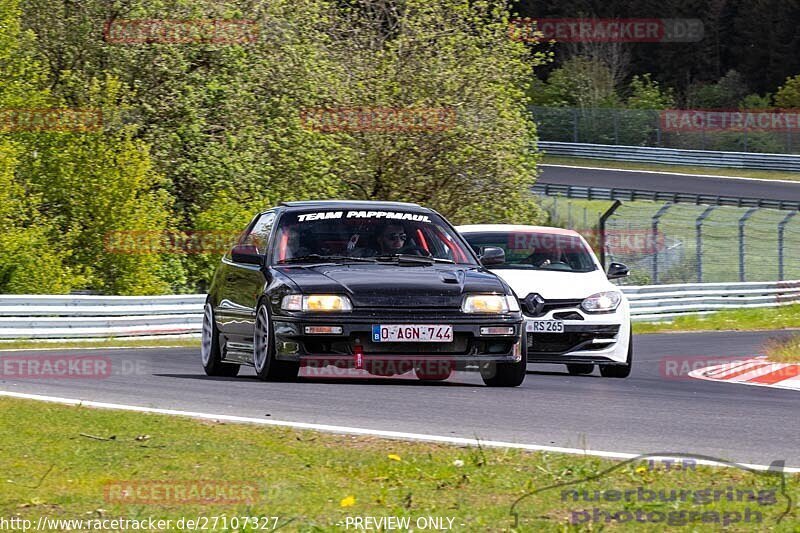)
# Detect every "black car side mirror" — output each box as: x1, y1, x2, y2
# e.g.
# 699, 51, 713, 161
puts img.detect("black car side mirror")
479, 246, 505, 266
231, 244, 263, 265
607, 262, 629, 279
